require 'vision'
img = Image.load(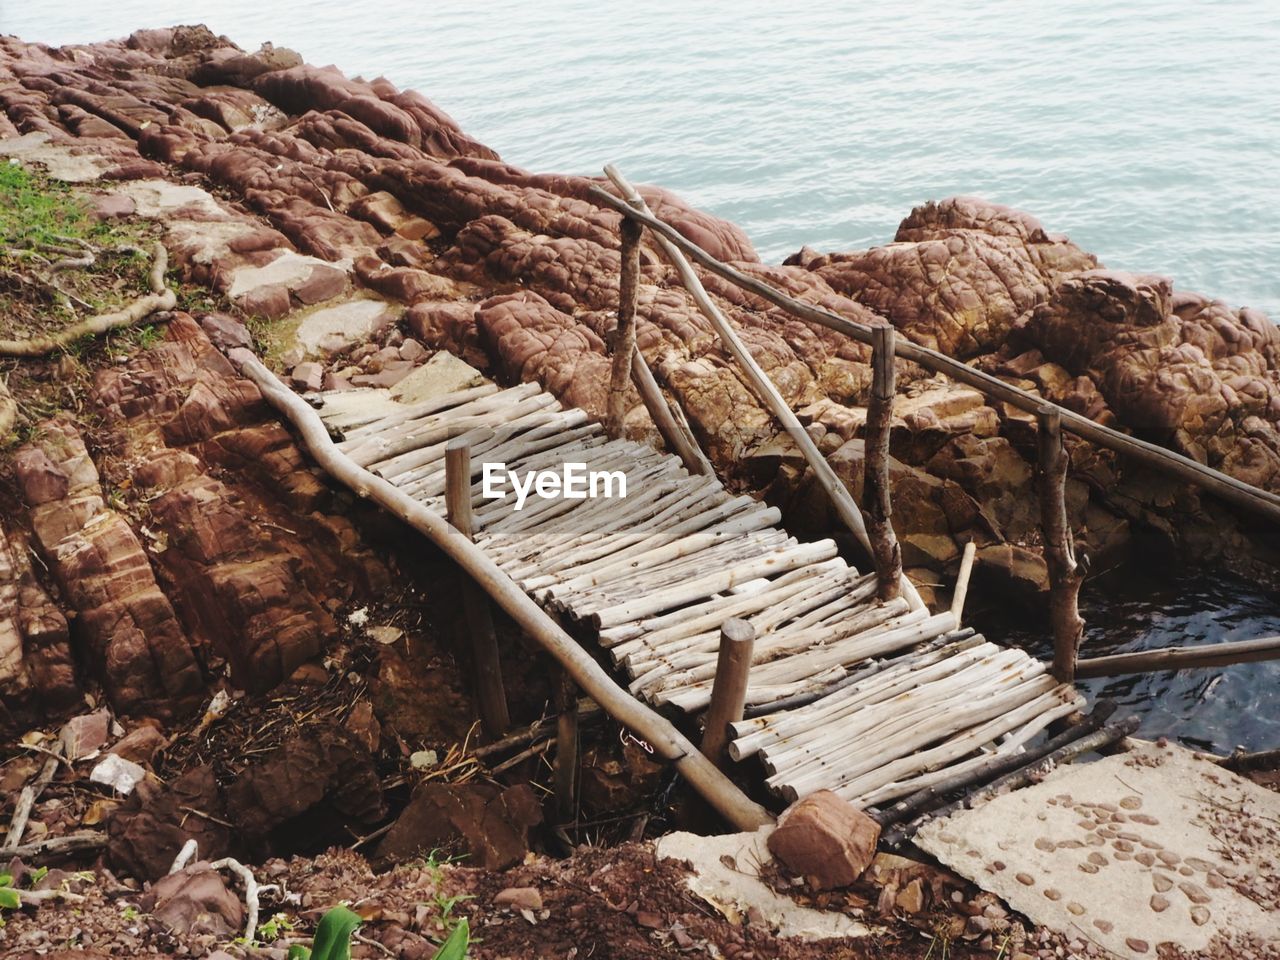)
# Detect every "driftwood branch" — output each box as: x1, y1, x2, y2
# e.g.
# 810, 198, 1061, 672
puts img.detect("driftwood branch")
1075, 634, 1280, 678
0, 242, 176, 357
3, 744, 61, 853
5, 830, 106, 859
587, 182, 1280, 526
